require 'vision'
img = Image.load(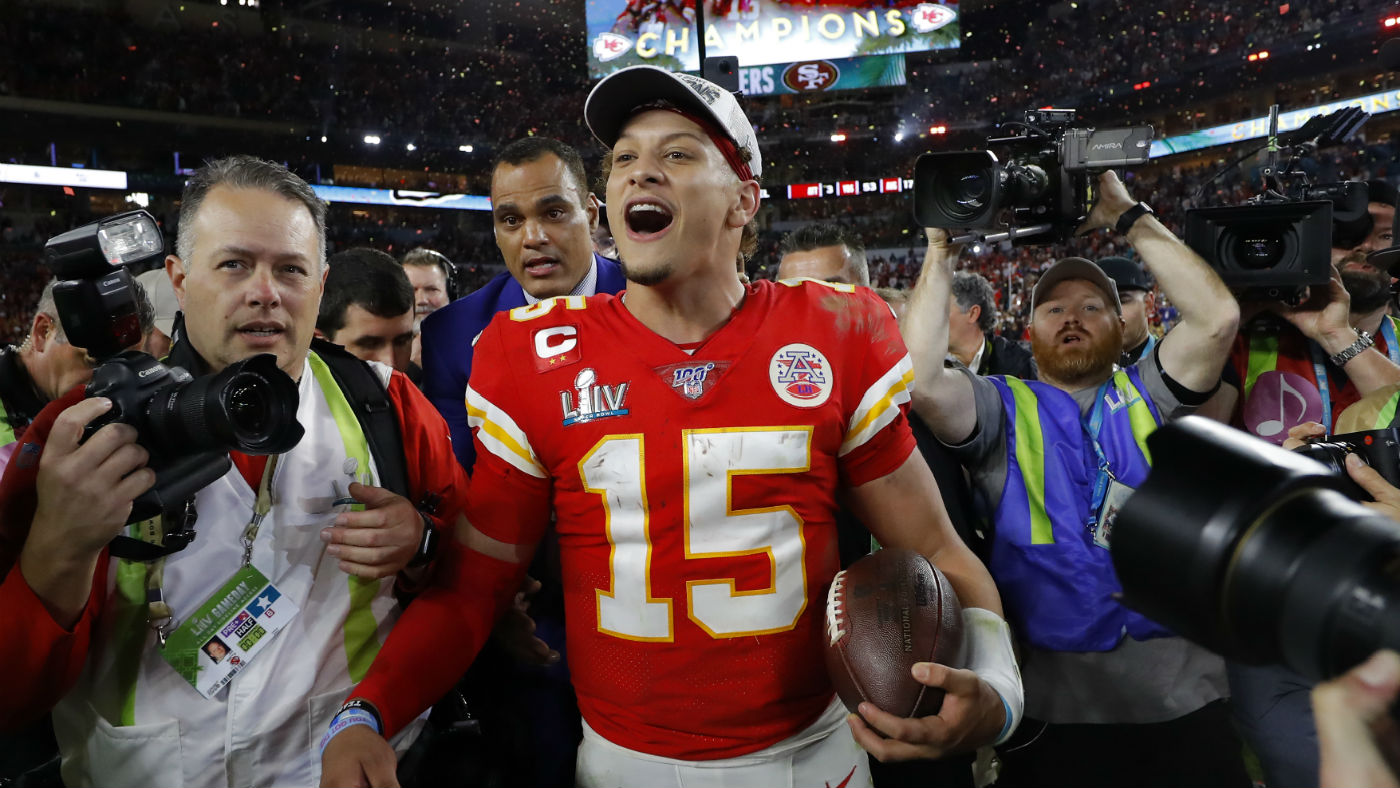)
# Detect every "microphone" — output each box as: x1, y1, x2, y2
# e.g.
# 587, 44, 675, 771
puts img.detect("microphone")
1382, 38, 1400, 72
